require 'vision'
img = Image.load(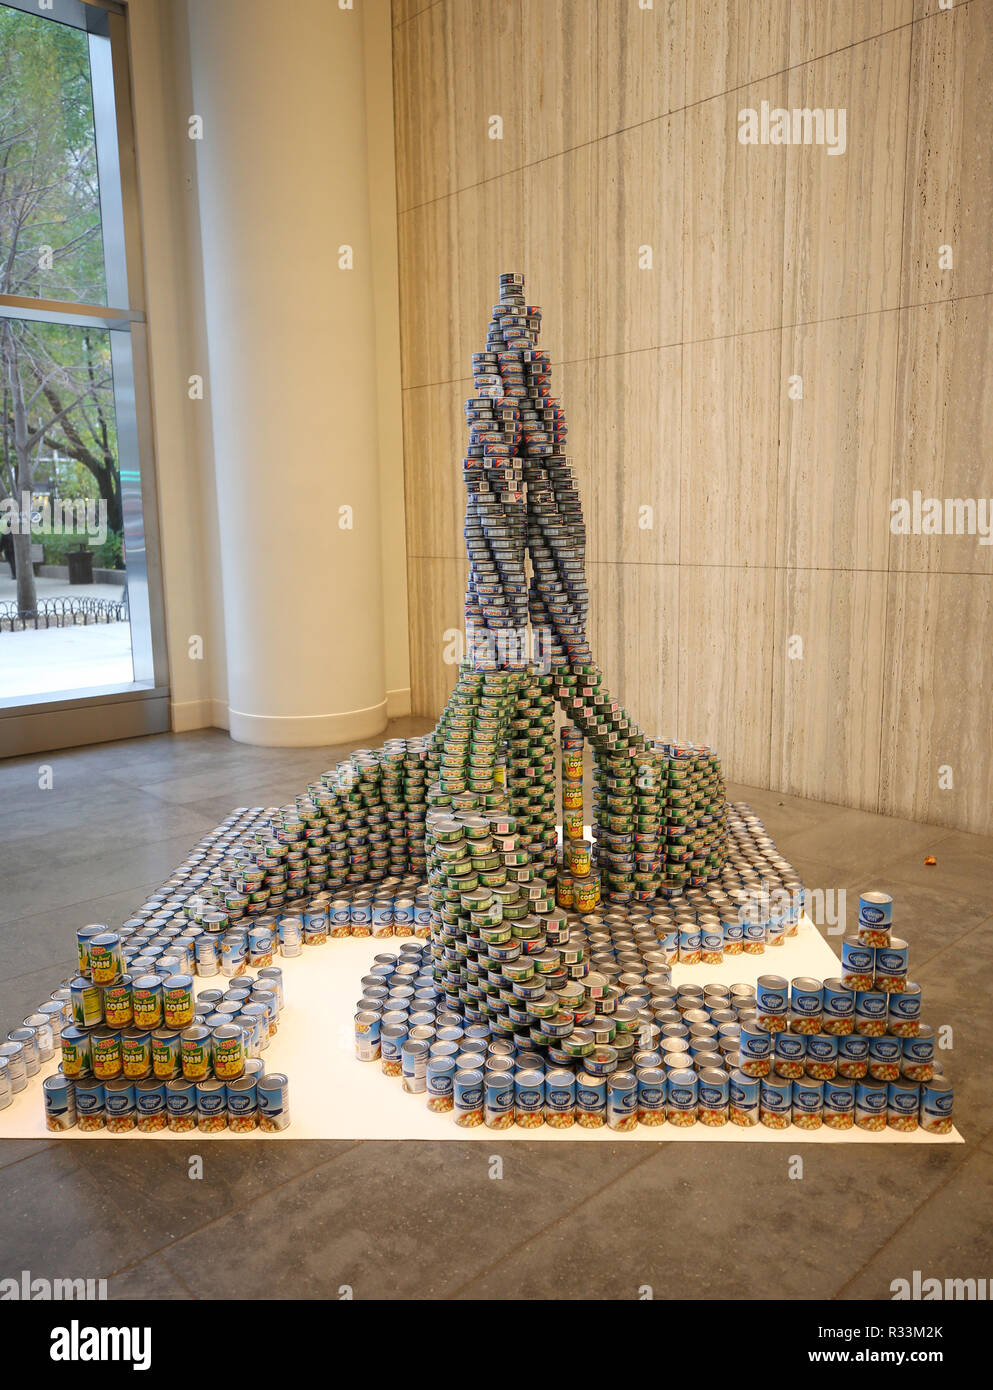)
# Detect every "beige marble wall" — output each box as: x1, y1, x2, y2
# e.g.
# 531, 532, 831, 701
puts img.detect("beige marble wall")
392, 0, 993, 835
